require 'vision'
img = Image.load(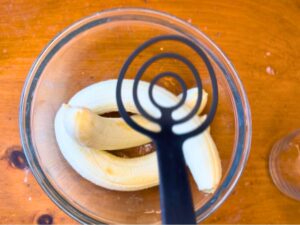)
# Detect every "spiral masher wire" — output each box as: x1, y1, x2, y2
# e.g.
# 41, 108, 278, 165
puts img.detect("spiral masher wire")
116, 35, 218, 224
